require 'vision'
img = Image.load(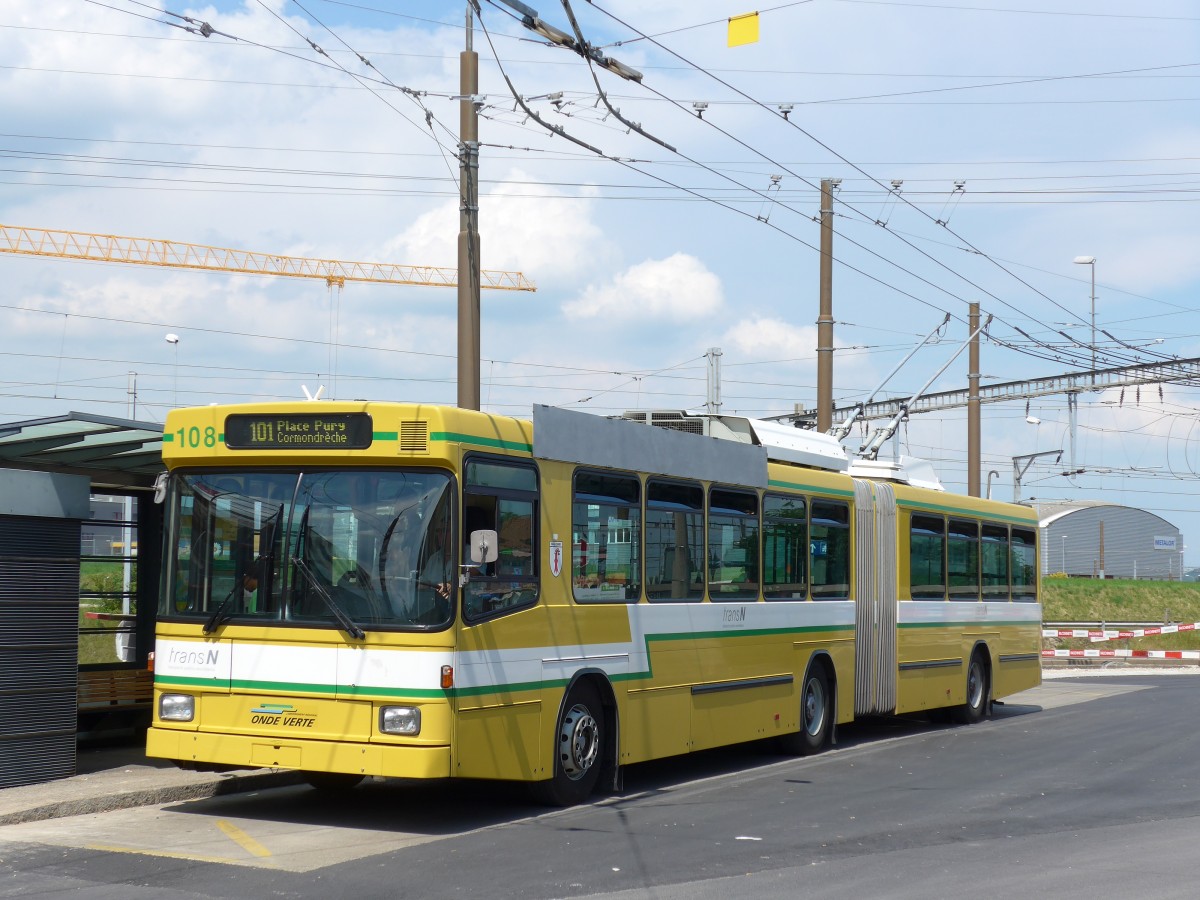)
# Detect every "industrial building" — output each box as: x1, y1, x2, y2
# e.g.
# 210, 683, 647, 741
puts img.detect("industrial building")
1034, 501, 1184, 580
